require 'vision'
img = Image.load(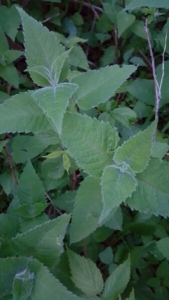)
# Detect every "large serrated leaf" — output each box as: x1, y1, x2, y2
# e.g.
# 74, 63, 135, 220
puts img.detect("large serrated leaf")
100, 166, 137, 223
17, 8, 64, 86
33, 83, 78, 135
0, 92, 52, 134
11, 214, 70, 268
113, 120, 157, 173
102, 256, 130, 300
127, 158, 169, 217
61, 113, 119, 177
70, 176, 102, 244
124, 0, 169, 10
0, 257, 84, 300
71, 65, 137, 110
67, 248, 104, 296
